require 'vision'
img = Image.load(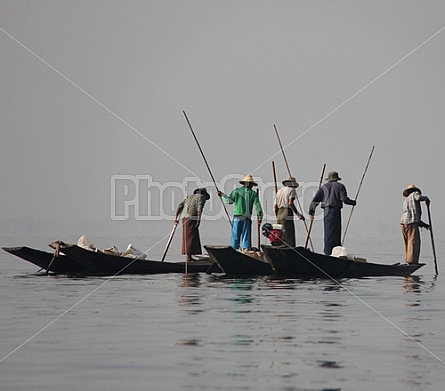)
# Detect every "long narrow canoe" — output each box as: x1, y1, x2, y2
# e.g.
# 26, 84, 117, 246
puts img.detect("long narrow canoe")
3, 242, 217, 276
262, 245, 424, 278
204, 245, 273, 276
56, 242, 213, 275
2, 246, 87, 275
